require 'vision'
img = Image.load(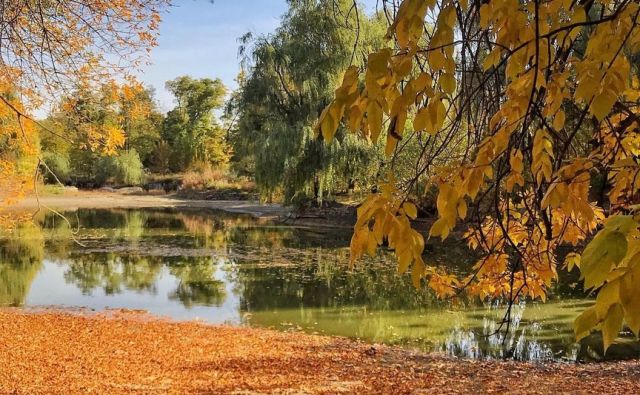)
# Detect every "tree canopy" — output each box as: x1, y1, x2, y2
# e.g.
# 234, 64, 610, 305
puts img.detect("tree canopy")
0, 0, 168, 222
162, 76, 231, 171
319, 0, 640, 350
228, 0, 388, 203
